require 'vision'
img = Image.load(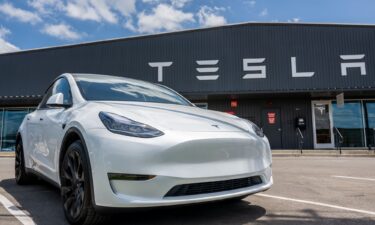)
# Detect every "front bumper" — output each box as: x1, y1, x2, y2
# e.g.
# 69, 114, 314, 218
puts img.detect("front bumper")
84, 129, 272, 208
